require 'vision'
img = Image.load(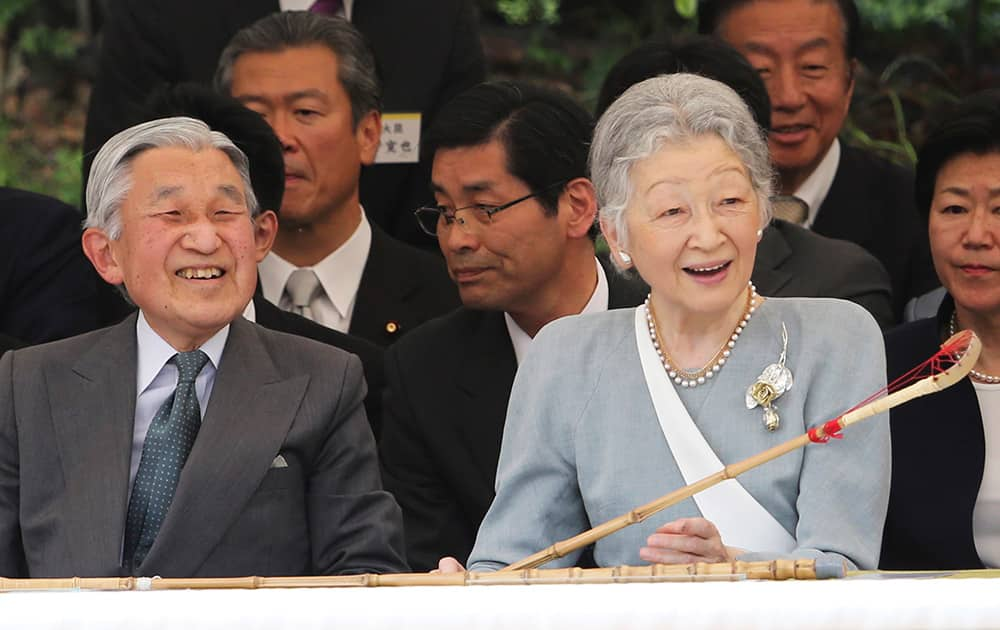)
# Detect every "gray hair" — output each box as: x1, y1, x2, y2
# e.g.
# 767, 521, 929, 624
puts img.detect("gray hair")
214, 11, 382, 128
590, 73, 774, 248
84, 116, 259, 240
